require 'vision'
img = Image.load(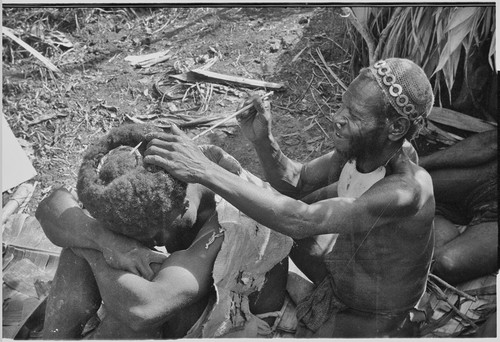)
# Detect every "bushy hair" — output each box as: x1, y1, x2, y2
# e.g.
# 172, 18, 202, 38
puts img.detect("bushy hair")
77, 124, 188, 238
